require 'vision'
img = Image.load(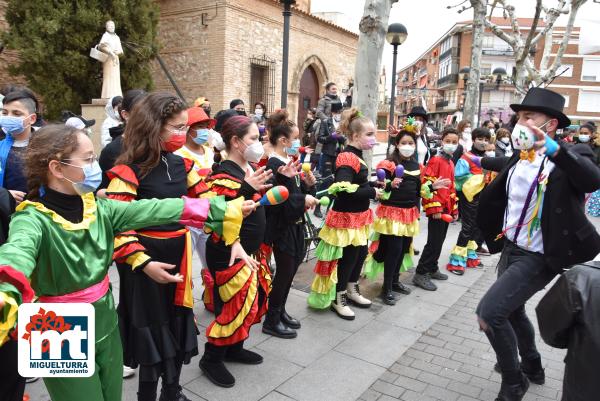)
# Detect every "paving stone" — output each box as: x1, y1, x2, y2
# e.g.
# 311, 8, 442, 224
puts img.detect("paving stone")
371, 379, 405, 398
358, 388, 382, 401
259, 392, 296, 401
425, 344, 454, 358
400, 390, 437, 401
417, 371, 451, 388
423, 384, 460, 401
447, 380, 482, 398
389, 363, 421, 379
431, 355, 462, 370
404, 349, 434, 363
419, 335, 446, 348
393, 376, 428, 393
438, 367, 472, 384
411, 359, 443, 375
379, 371, 400, 384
